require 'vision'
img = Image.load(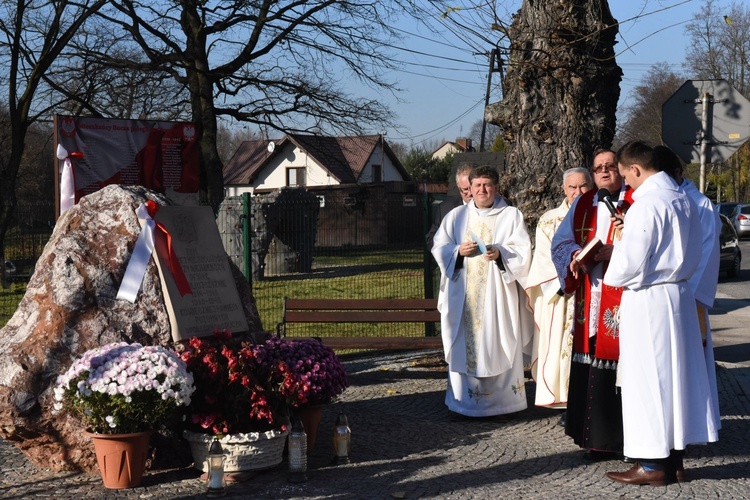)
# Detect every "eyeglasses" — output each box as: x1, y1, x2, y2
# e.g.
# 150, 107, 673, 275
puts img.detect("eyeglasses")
593, 163, 617, 174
